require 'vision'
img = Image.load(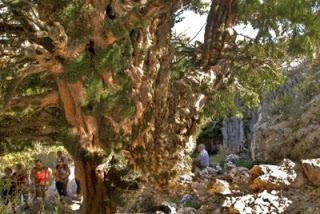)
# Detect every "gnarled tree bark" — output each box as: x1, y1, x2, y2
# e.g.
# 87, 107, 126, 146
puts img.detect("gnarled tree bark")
1, 1, 238, 213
